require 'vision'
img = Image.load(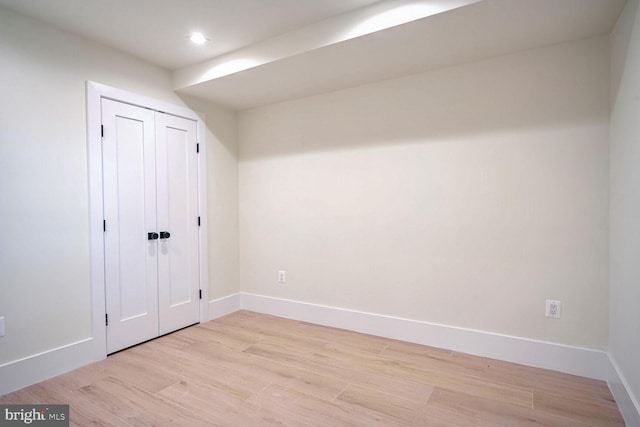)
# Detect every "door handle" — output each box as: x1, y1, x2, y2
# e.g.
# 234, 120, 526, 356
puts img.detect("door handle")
159, 231, 171, 239
147, 232, 159, 240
